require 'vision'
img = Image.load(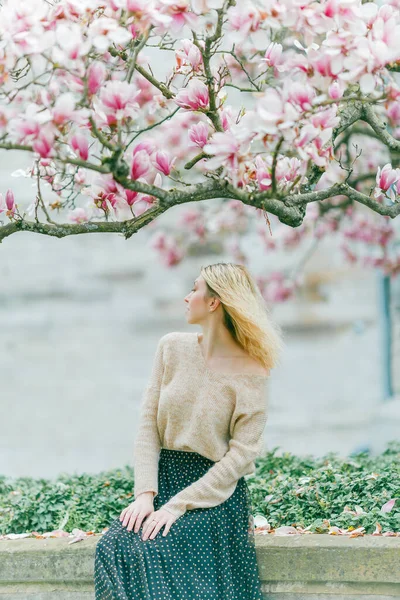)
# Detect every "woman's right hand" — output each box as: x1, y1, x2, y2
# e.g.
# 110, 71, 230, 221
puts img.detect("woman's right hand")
119, 492, 155, 533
